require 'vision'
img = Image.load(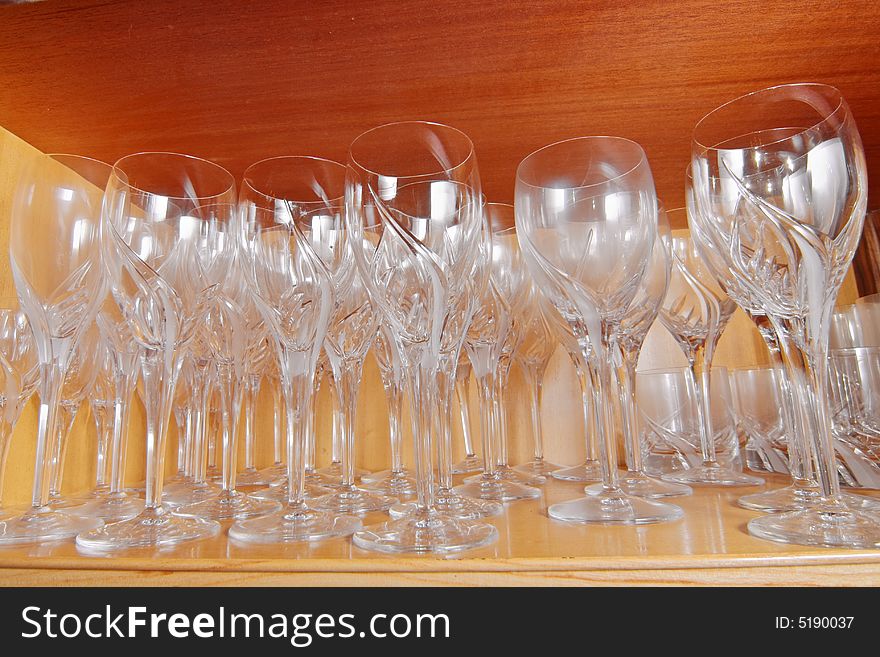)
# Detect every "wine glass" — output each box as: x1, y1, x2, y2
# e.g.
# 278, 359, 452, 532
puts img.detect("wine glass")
229, 156, 360, 543
0, 154, 109, 544
585, 208, 692, 498
690, 82, 880, 547
346, 120, 498, 552
77, 152, 235, 549
0, 298, 38, 521
657, 217, 763, 487
513, 284, 561, 477
516, 136, 683, 524
454, 203, 542, 503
